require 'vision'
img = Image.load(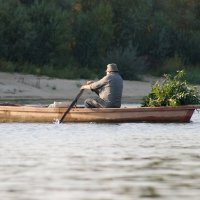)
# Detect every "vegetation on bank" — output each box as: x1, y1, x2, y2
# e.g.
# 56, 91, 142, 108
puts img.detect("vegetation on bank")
1, 0, 200, 83
142, 71, 200, 107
